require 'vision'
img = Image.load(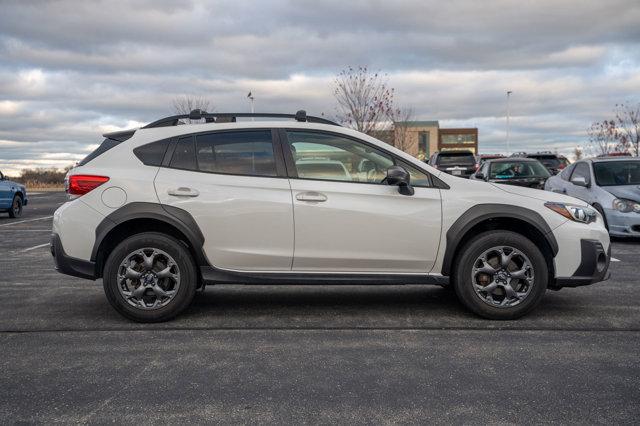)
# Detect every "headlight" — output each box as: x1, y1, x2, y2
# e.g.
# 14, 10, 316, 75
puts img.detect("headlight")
612, 198, 640, 213
545, 202, 597, 224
